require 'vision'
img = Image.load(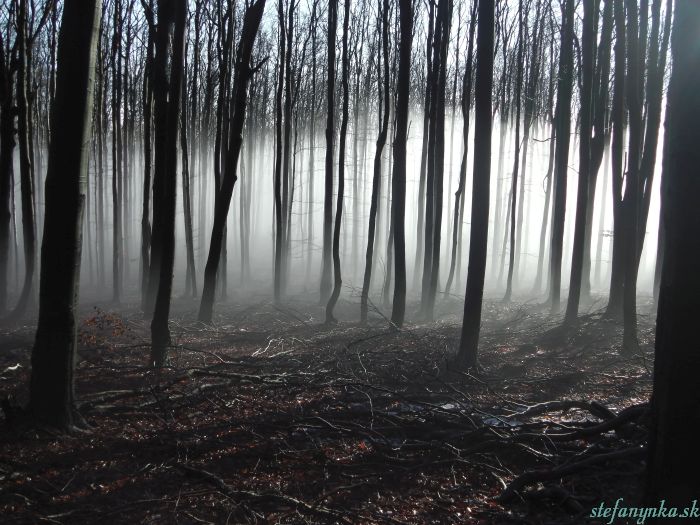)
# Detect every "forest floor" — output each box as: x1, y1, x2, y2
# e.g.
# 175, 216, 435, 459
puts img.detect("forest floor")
0, 295, 655, 524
